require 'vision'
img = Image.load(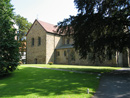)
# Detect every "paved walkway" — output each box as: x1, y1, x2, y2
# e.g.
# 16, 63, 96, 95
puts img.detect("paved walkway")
29, 66, 96, 74
93, 68, 130, 98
